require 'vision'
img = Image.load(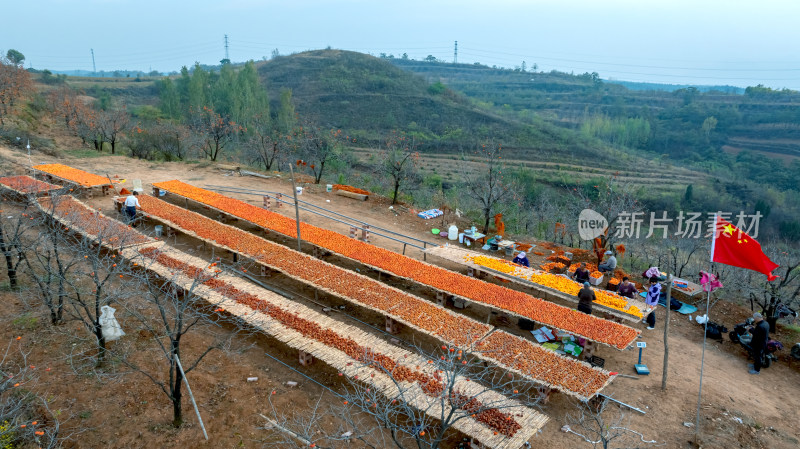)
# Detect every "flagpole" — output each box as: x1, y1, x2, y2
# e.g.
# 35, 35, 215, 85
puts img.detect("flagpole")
695, 264, 712, 442
696, 213, 717, 443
